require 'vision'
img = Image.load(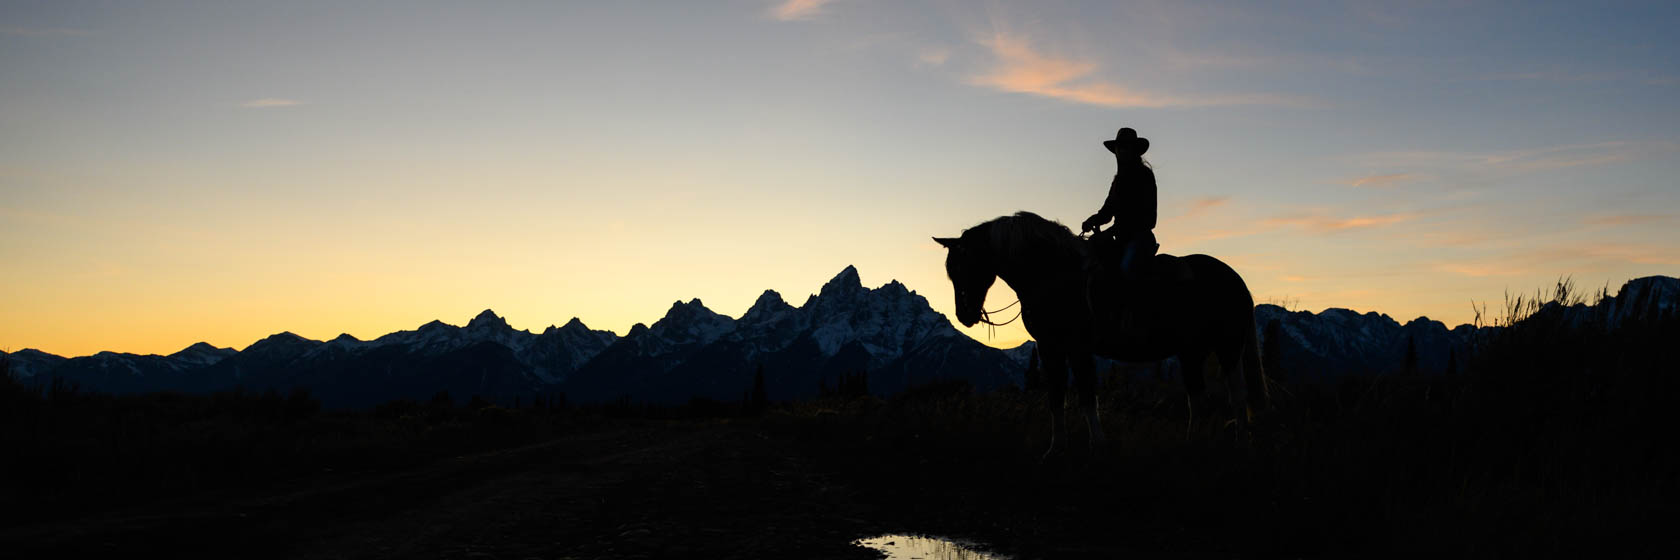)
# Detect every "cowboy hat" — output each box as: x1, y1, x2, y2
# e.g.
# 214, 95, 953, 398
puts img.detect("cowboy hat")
1103, 127, 1149, 155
